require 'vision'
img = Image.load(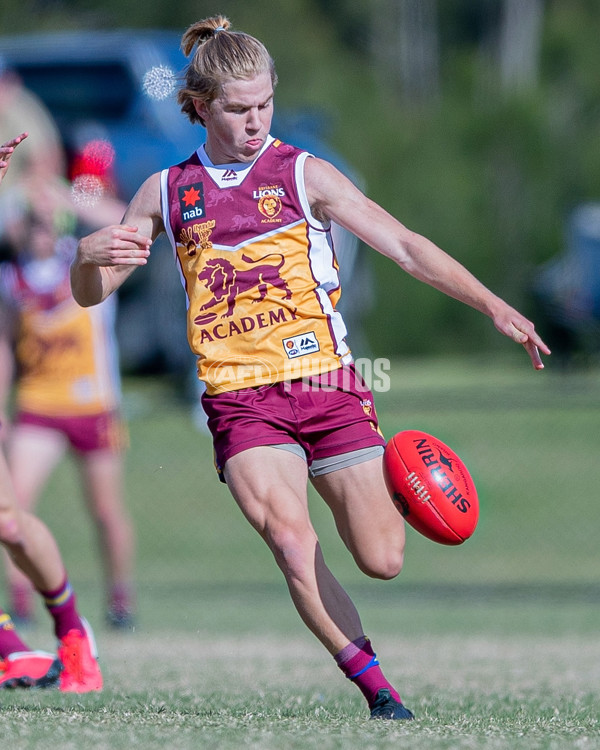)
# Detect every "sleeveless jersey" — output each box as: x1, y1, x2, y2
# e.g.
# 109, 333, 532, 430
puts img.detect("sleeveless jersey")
161, 136, 351, 394
0, 244, 121, 417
